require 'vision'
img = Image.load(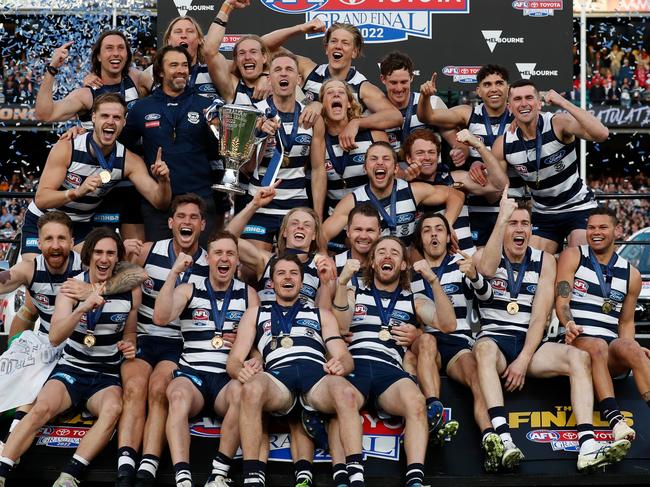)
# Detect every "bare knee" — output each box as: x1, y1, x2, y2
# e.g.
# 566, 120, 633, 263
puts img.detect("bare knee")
123, 376, 148, 403
29, 401, 56, 425
241, 380, 265, 405
474, 340, 498, 364
617, 338, 648, 367
333, 383, 360, 411
568, 347, 591, 370
416, 334, 437, 356
227, 381, 242, 408
101, 399, 123, 424
148, 376, 170, 404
